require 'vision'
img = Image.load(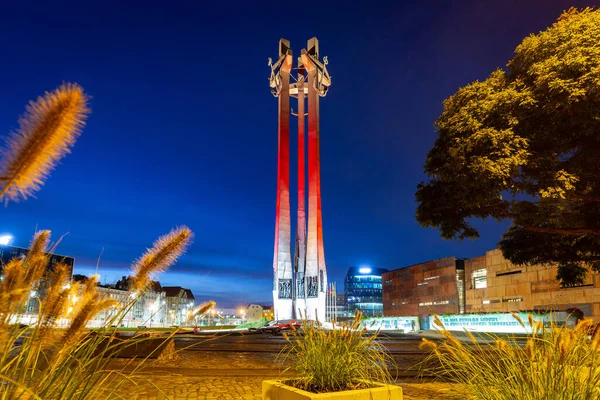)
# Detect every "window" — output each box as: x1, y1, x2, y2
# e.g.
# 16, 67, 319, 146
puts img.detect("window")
560, 283, 593, 289
503, 297, 523, 303
496, 270, 522, 277
471, 268, 487, 289
418, 301, 433, 306
433, 300, 449, 305
424, 276, 439, 281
